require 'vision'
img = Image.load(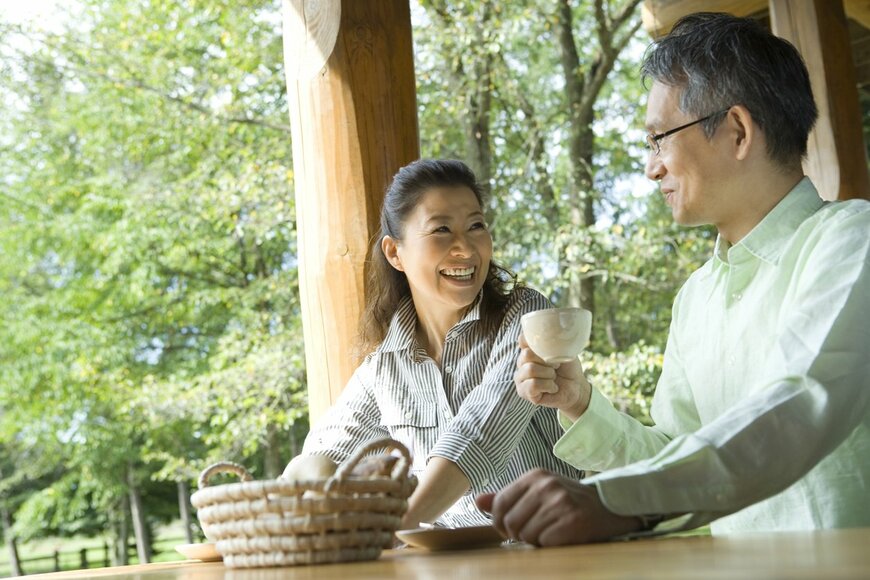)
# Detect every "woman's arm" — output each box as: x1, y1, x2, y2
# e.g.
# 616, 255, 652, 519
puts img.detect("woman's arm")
400, 457, 470, 528
301, 359, 388, 463
428, 288, 555, 491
